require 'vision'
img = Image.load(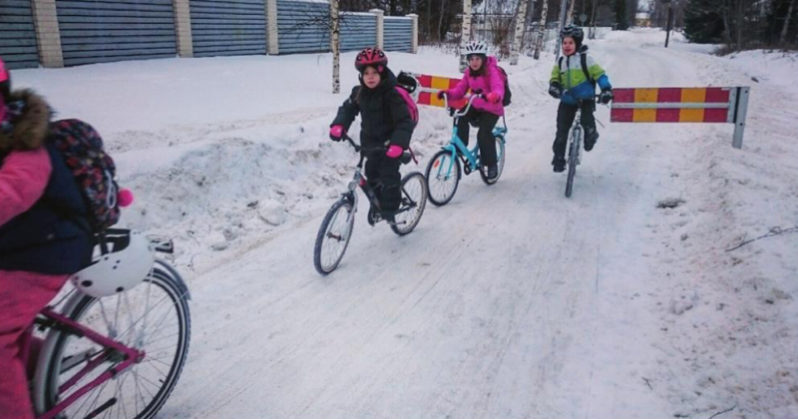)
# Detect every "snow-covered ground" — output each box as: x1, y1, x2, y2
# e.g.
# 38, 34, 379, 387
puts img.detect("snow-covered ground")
14, 28, 798, 418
